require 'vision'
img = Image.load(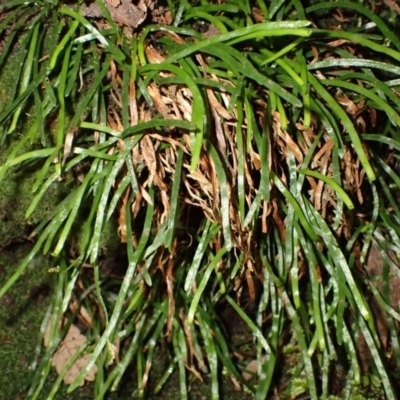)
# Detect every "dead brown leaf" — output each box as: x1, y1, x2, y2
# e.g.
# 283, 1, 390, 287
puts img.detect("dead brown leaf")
272, 111, 303, 165
147, 83, 172, 119
332, 8, 354, 22
105, 0, 121, 7
207, 88, 232, 120
145, 45, 167, 64
242, 359, 258, 381
310, 45, 319, 64
77, 0, 148, 29
176, 88, 193, 121
117, 187, 130, 243
151, 6, 173, 25
166, 245, 176, 341
62, 127, 77, 166
129, 80, 139, 126
327, 39, 351, 47
69, 297, 93, 328
45, 322, 98, 386
384, 0, 400, 15
141, 135, 157, 188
